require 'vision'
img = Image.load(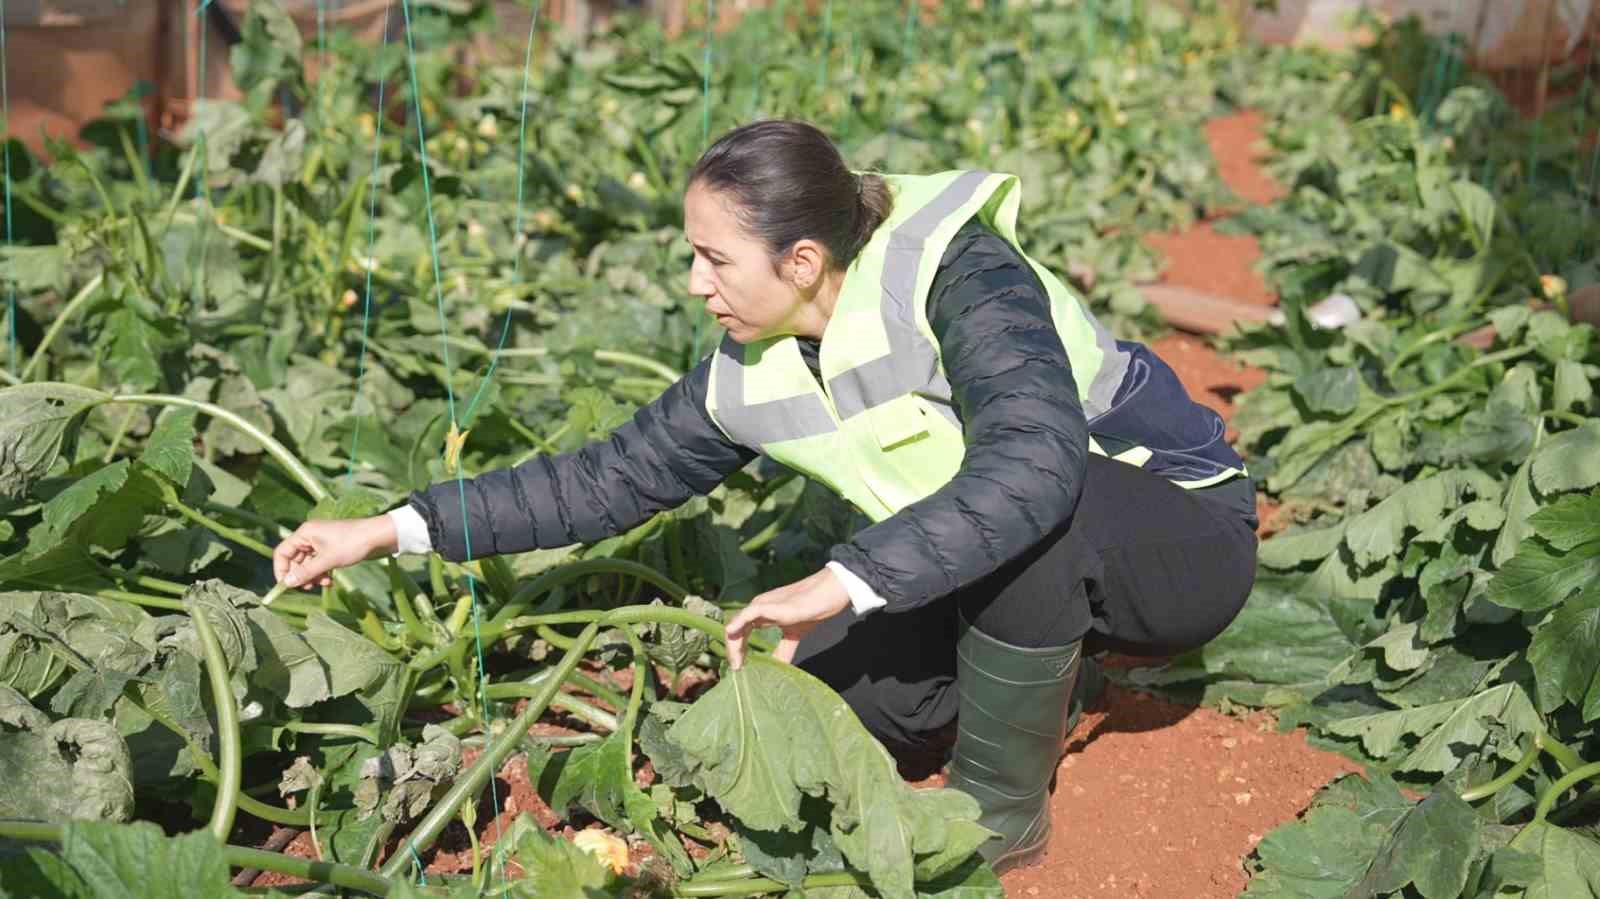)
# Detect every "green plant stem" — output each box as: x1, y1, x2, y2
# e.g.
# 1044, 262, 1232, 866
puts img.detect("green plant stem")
201, 500, 289, 537
740, 494, 803, 554
90, 588, 187, 612
409, 559, 690, 673
387, 562, 437, 647
1382, 317, 1494, 379
162, 494, 276, 559
19, 274, 104, 381
1532, 760, 1600, 824
593, 348, 683, 382
1541, 734, 1588, 774
379, 621, 604, 878
1542, 409, 1589, 427
677, 870, 874, 896
160, 143, 201, 231
108, 394, 327, 501
279, 720, 380, 745
0, 821, 392, 896
92, 565, 188, 596
192, 610, 242, 844
1461, 735, 1544, 801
